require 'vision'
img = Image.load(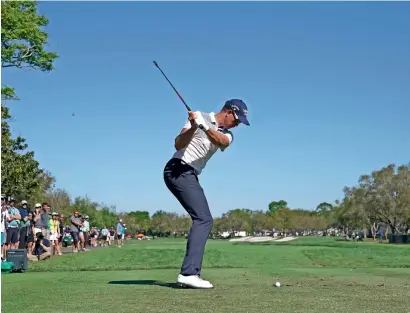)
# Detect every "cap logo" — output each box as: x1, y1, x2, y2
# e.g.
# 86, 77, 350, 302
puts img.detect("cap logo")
243, 109, 248, 116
